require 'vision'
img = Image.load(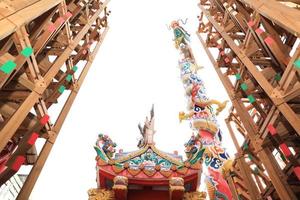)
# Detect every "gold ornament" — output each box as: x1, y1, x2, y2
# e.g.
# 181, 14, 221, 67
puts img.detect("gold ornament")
88, 188, 114, 200
183, 191, 207, 200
